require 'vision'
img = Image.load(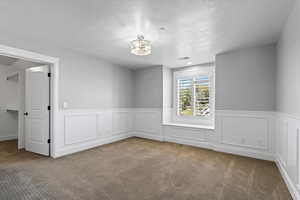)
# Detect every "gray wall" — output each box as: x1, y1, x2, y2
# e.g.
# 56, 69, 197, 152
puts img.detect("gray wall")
162, 66, 172, 108
215, 44, 277, 111
133, 45, 277, 111
133, 66, 163, 108
276, 0, 300, 115
1, 34, 278, 111
0, 35, 134, 109
59, 52, 134, 109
